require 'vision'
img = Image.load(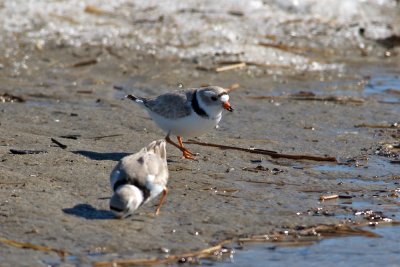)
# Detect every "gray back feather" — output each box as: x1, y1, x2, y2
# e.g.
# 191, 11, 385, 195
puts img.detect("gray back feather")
143, 89, 195, 118
111, 140, 168, 190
